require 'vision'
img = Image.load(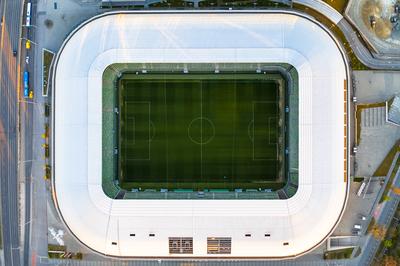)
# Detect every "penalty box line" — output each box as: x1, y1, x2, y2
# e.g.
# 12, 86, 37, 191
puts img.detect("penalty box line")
124, 101, 151, 161
252, 101, 278, 161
